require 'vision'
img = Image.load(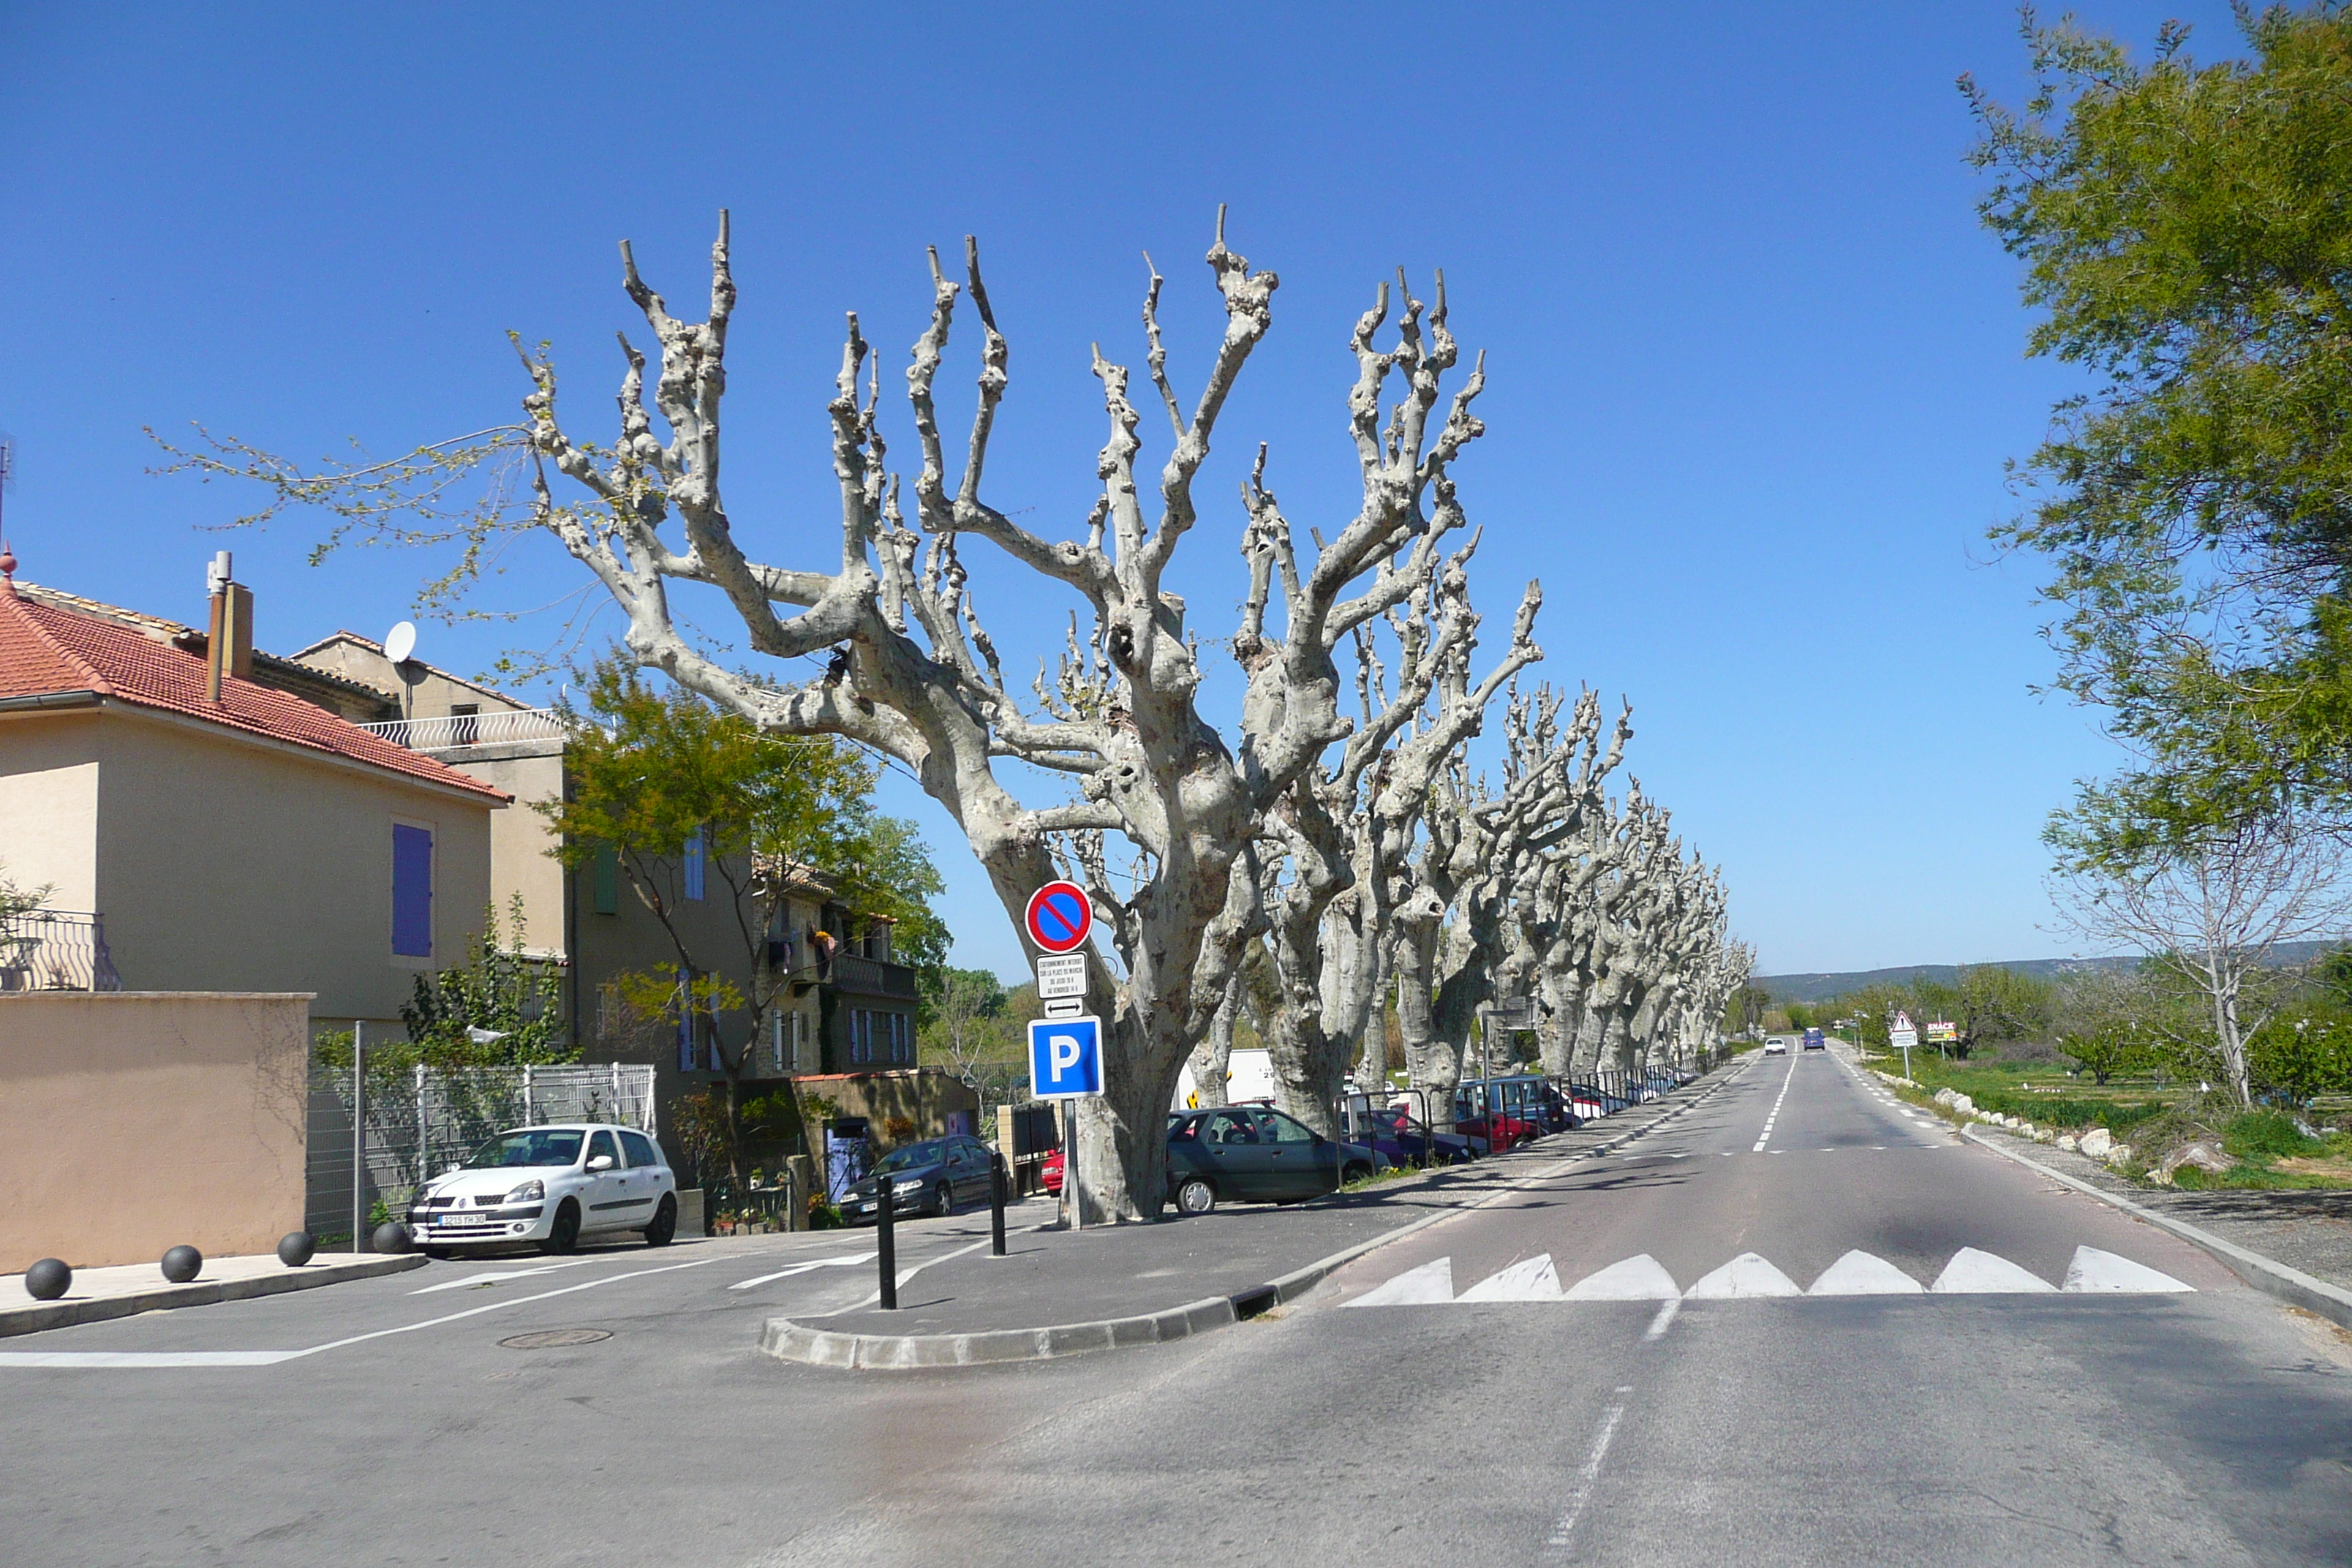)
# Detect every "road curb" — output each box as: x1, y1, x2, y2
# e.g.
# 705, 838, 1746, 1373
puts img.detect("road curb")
761, 1058, 1754, 1371
0, 1252, 429, 1338
1962, 1126, 2352, 1332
